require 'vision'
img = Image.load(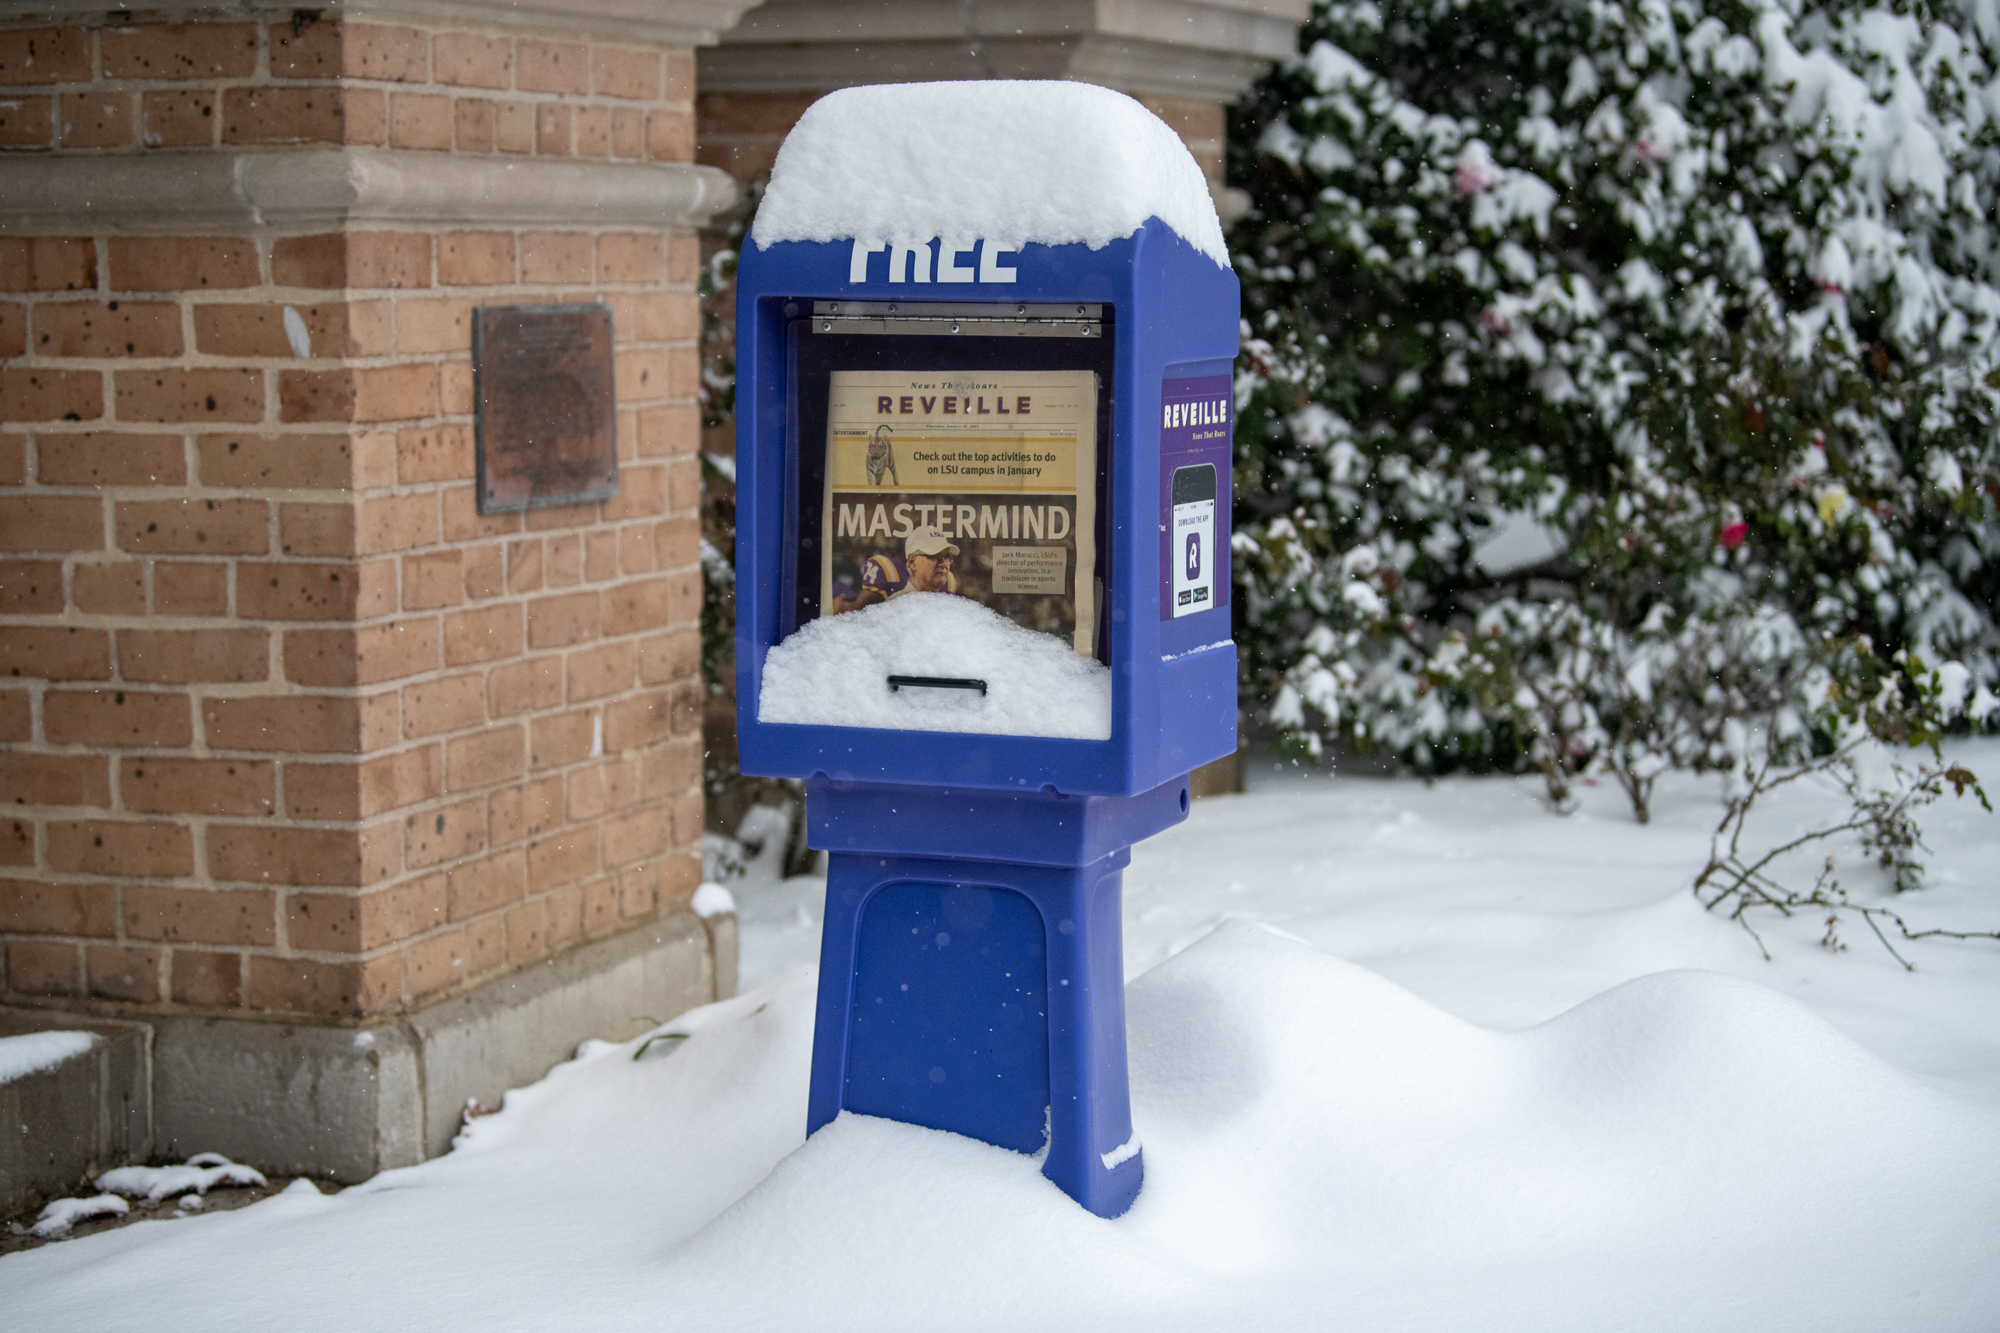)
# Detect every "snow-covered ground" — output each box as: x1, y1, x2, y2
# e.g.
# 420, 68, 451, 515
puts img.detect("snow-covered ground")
7, 742, 1998, 1330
